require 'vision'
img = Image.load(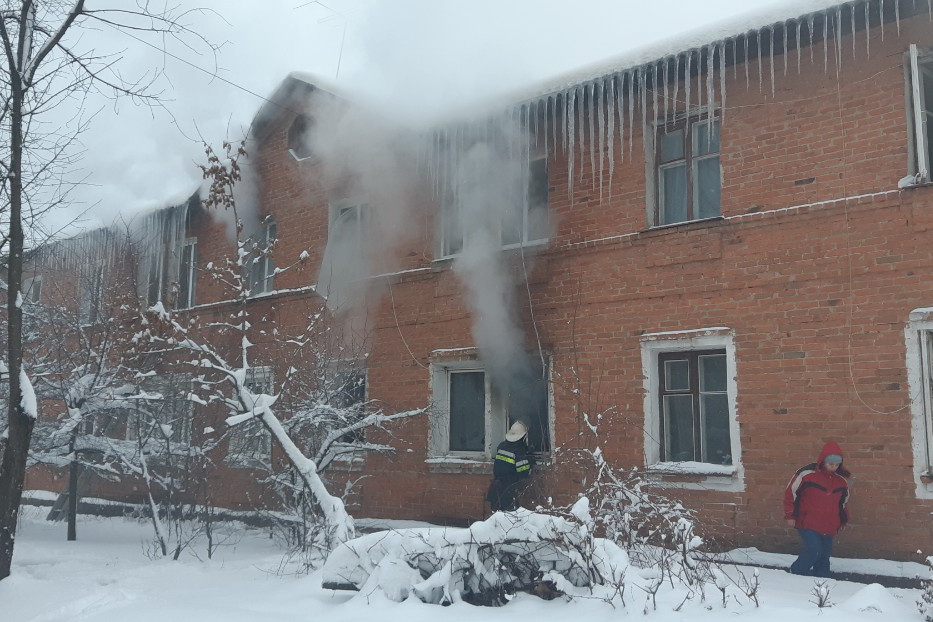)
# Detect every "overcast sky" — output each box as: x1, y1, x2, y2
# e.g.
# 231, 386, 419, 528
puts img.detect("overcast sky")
42, 0, 794, 236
